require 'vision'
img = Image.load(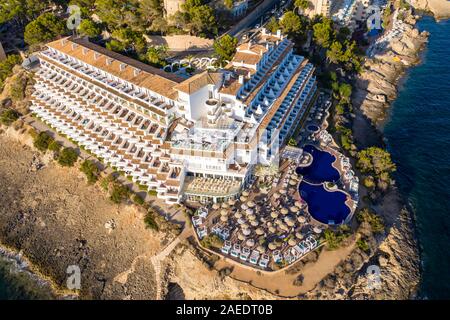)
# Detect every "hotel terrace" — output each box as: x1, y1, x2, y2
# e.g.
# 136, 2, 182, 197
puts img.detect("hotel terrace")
30, 29, 318, 205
